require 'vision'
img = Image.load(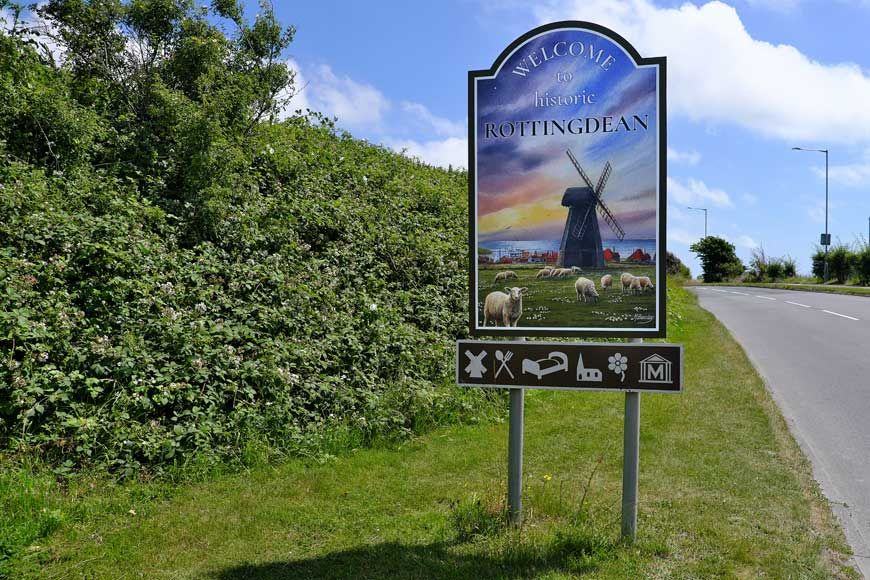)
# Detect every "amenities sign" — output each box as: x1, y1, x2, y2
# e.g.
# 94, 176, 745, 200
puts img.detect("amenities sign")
457, 340, 682, 393
468, 21, 667, 338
